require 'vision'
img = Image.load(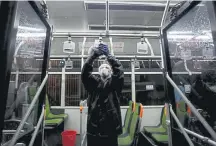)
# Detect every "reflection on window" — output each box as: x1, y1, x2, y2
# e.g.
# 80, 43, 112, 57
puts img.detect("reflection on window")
166, 1, 216, 140
135, 75, 165, 105
3, 1, 48, 144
